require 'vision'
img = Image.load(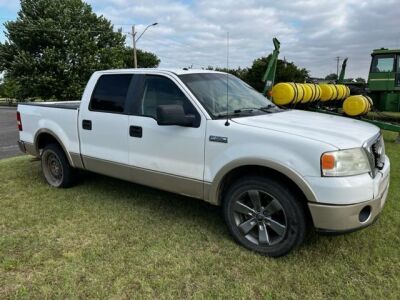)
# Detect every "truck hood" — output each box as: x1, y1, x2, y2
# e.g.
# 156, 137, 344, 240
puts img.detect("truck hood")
233, 110, 380, 149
